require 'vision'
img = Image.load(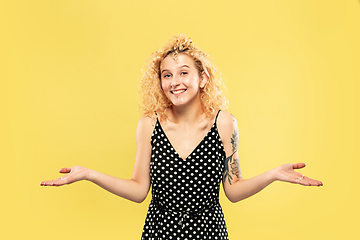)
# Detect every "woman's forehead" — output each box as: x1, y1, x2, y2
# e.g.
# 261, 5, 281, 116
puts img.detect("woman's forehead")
160, 53, 196, 71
